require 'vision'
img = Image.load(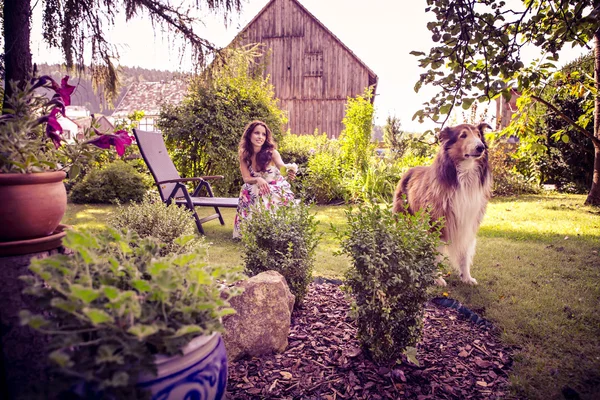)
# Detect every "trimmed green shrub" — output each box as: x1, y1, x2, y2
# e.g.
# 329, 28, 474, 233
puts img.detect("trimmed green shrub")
241, 201, 321, 304
69, 161, 148, 204
335, 203, 442, 365
108, 195, 201, 255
